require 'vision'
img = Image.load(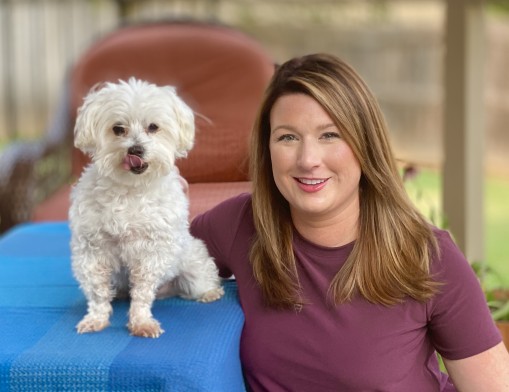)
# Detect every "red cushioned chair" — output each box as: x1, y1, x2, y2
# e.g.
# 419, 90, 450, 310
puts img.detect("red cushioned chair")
0, 20, 274, 232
